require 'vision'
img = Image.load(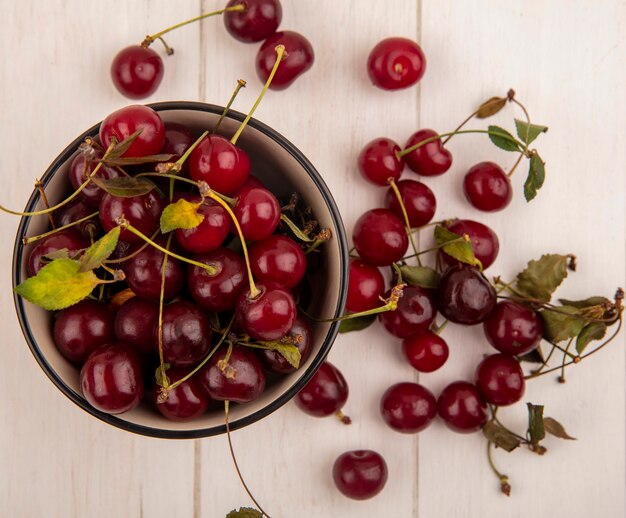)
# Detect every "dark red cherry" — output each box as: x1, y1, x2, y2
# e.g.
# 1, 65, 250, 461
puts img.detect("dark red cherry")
367, 37, 426, 90
249, 234, 306, 289
154, 367, 210, 422
442, 219, 499, 270
200, 346, 266, 403
259, 315, 313, 374
80, 343, 144, 414
188, 135, 250, 195
110, 45, 164, 99
346, 259, 385, 313
357, 138, 404, 186
437, 381, 487, 433
162, 122, 196, 175
235, 175, 265, 195
403, 129, 452, 176
380, 382, 437, 433
437, 264, 496, 325
463, 161, 512, 212
379, 285, 436, 339
475, 354, 525, 406
53, 300, 114, 363
27, 230, 89, 277
114, 297, 159, 354
125, 244, 185, 302
402, 331, 449, 373
236, 283, 296, 341
98, 190, 163, 244
295, 362, 348, 417
187, 248, 246, 312
333, 450, 388, 500
53, 198, 101, 240
385, 179, 436, 228
483, 301, 543, 356
224, 0, 282, 43
256, 31, 314, 90
352, 208, 408, 266
69, 150, 124, 208
233, 187, 281, 241
99, 105, 165, 157
157, 300, 212, 367
175, 195, 229, 254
